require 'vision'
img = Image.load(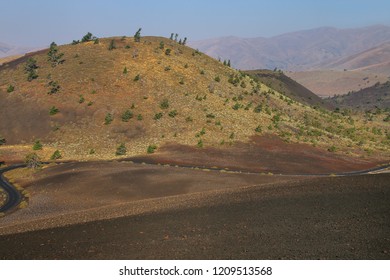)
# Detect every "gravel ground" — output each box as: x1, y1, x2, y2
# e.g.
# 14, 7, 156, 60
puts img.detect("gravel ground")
0, 173, 389, 260
0, 189, 6, 208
